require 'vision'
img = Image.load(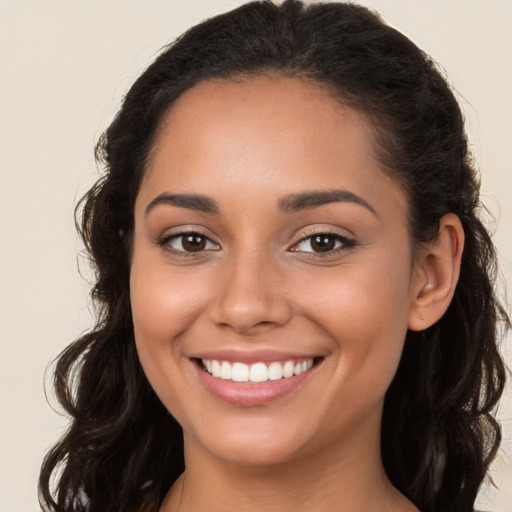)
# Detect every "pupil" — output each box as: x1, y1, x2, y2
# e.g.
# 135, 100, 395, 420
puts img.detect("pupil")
183, 235, 206, 251
312, 235, 335, 252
